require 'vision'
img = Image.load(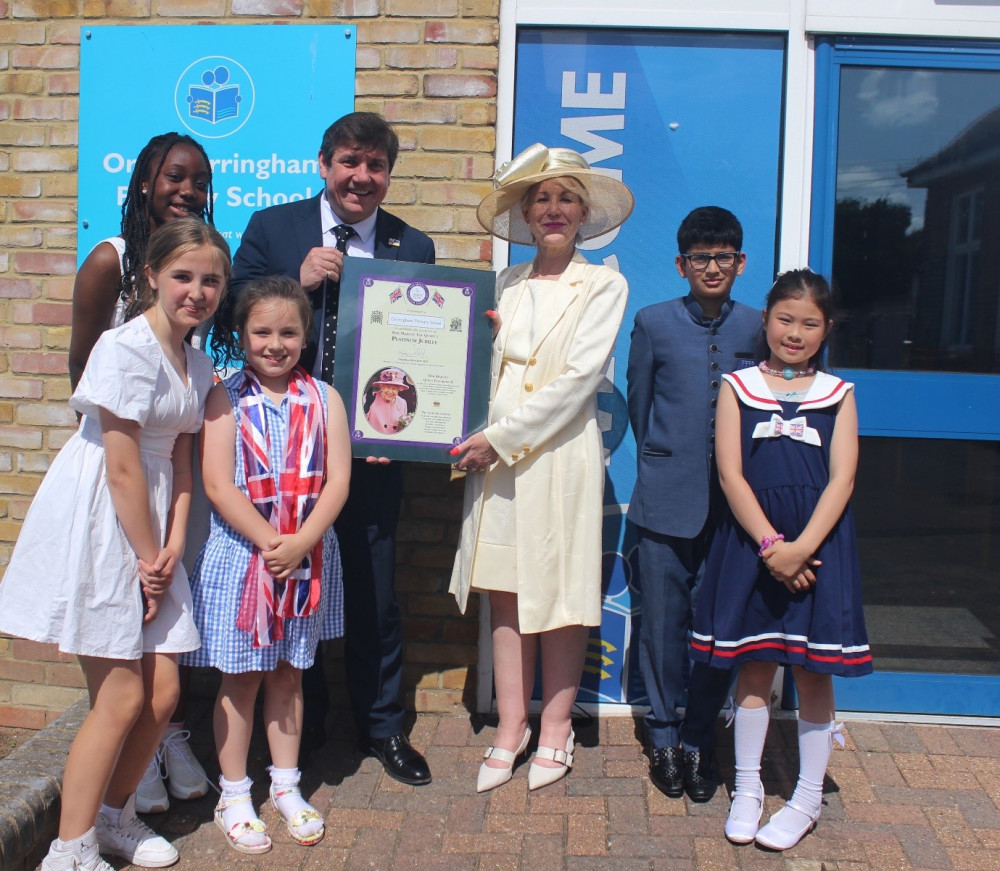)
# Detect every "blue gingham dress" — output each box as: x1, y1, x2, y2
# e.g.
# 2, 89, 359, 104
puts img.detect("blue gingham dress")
183, 370, 344, 673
